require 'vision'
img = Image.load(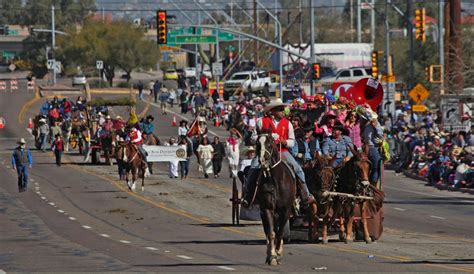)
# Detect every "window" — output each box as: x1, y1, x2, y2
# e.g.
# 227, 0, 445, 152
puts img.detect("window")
353, 69, 364, 76
339, 70, 351, 77
258, 72, 268, 78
